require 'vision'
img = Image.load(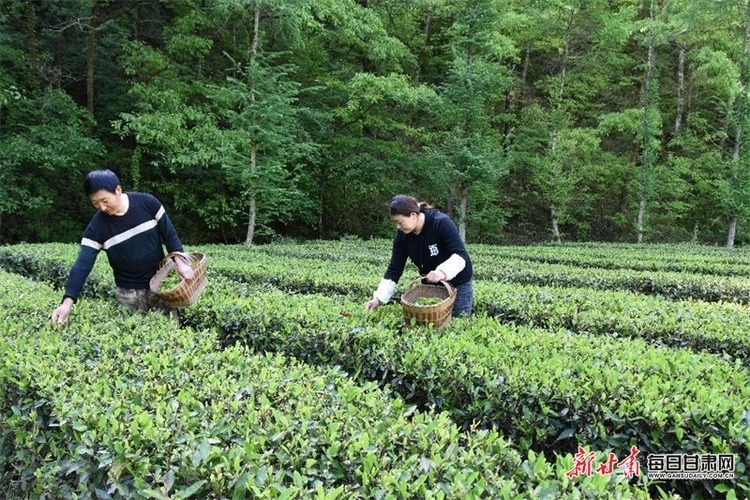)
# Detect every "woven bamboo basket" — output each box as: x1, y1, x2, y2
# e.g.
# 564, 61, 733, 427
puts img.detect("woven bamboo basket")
400, 277, 456, 330
149, 251, 208, 308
